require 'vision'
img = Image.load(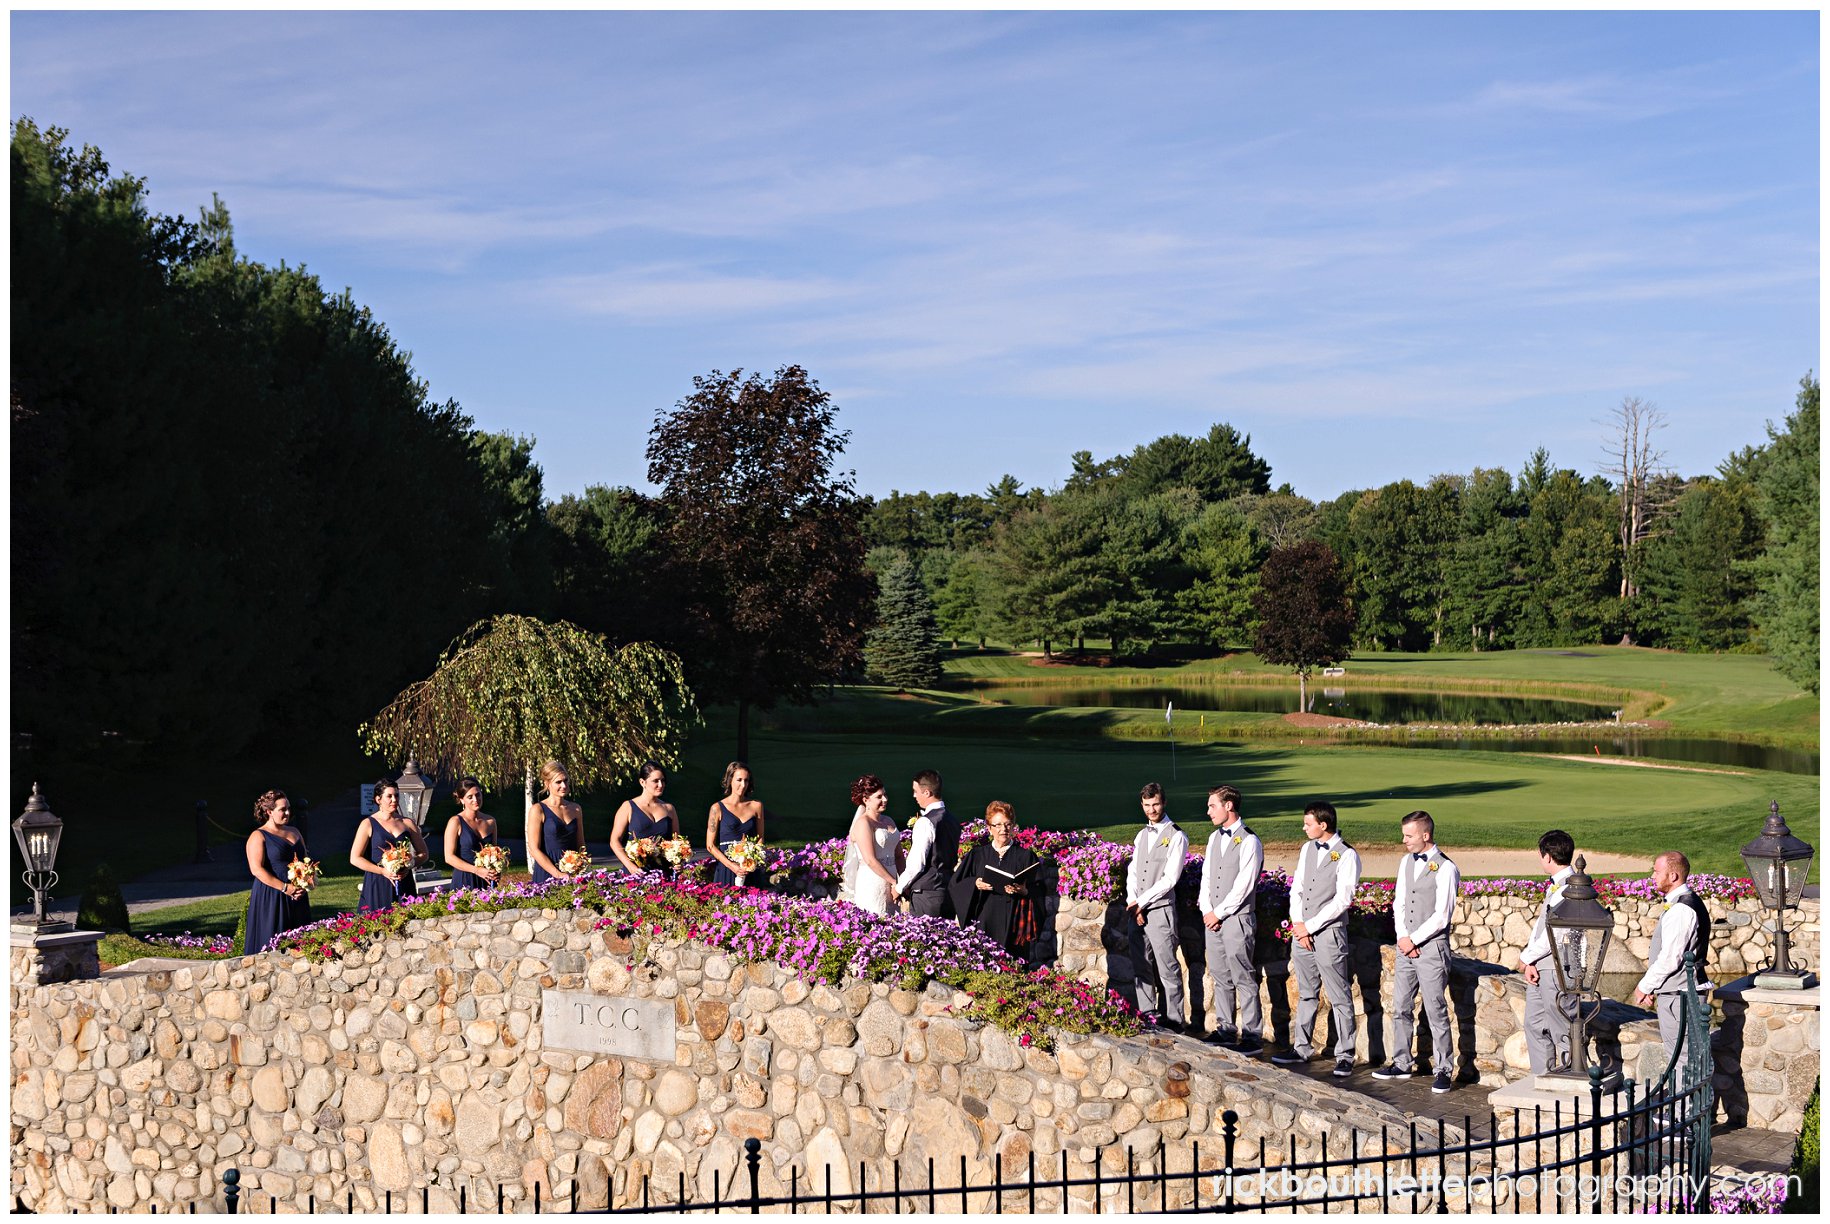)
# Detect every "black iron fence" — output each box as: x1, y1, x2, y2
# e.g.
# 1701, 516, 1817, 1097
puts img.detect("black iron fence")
153, 965, 1718, 1214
